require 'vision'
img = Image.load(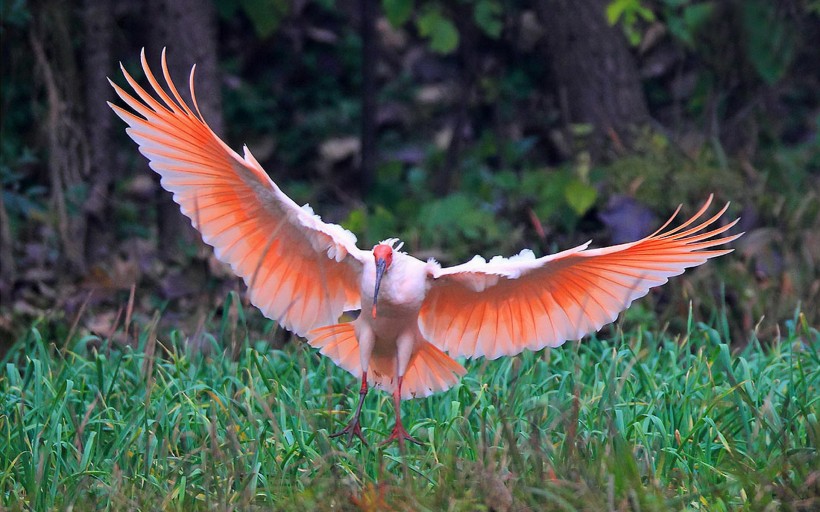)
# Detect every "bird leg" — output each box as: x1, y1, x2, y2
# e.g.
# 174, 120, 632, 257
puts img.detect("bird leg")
380, 376, 422, 448
331, 374, 368, 445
